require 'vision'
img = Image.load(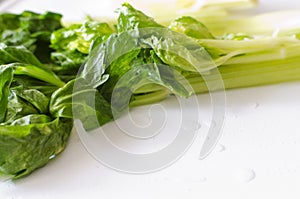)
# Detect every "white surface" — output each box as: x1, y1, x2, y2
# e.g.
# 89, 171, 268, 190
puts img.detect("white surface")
1, 1, 300, 199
